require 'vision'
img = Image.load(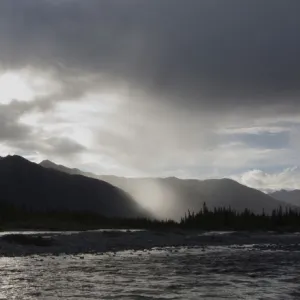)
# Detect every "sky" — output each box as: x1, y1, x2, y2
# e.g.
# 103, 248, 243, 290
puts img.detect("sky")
0, 0, 300, 191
